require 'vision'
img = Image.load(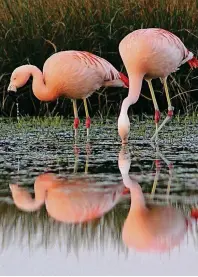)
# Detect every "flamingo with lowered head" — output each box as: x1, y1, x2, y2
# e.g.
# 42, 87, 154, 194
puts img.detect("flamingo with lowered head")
118, 28, 198, 144
118, 146, 194, 253
7, 50, 129, 138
